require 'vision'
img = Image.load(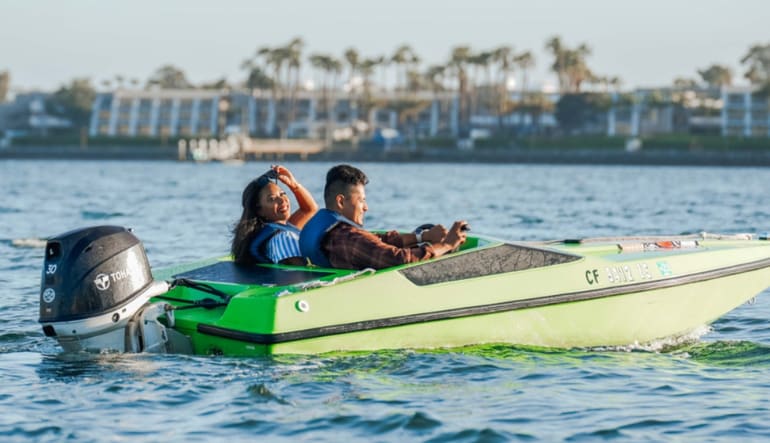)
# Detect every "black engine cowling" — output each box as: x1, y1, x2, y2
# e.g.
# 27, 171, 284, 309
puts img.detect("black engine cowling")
39, 225, 154, 326
38, 225, 195, 354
